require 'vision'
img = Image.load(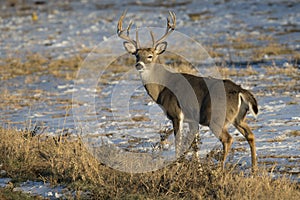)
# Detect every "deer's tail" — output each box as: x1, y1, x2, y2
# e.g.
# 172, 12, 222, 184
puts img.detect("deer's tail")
239, 90, 258, 118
